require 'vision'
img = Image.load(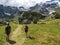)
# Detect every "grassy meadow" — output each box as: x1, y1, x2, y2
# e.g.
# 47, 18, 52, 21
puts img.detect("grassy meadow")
0, 19, 60, 45
23, 19, 60, 45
